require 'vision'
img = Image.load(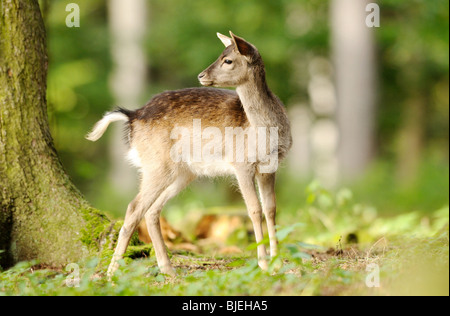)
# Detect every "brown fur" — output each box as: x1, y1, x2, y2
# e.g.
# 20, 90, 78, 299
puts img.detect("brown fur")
127, 88, 248, 132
